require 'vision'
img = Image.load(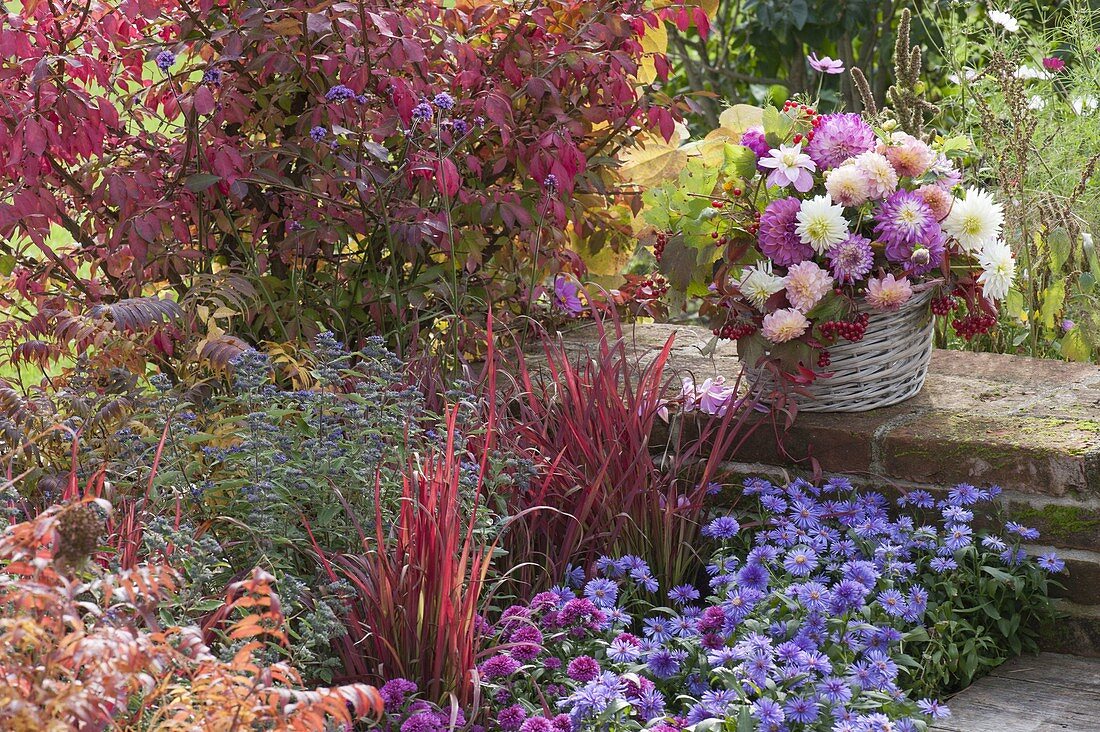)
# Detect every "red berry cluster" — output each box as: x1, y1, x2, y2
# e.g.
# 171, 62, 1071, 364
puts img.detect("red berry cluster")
714, 321, 758, 340
818, 313, 870, 343
930, 296, 958, 316
745, 211, 762, 236
654, 231, 669, 263
817, 350, 831, 368
782, 100, 821, 144
951, 313, 997, 340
